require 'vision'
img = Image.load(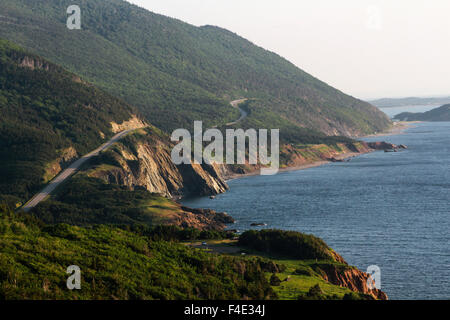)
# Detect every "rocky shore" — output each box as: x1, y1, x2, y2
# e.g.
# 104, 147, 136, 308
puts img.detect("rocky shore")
176, 206, 235, 231
317, 263, 388, 300
222, 140, 404, 181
